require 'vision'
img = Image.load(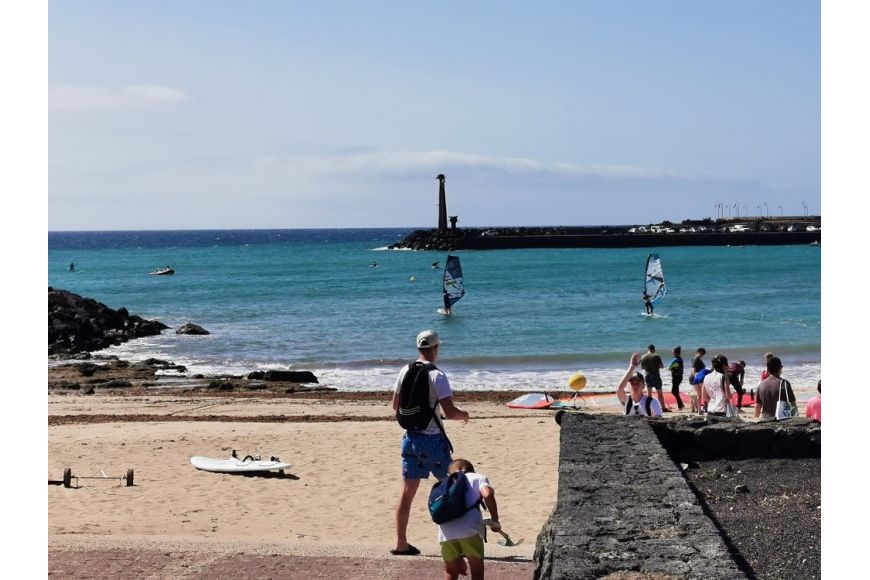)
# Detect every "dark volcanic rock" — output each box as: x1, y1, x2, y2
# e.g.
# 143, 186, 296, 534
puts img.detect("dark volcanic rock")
176, 323, 210, 335
247, 370, 319, 383
48, 288, 168, 355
